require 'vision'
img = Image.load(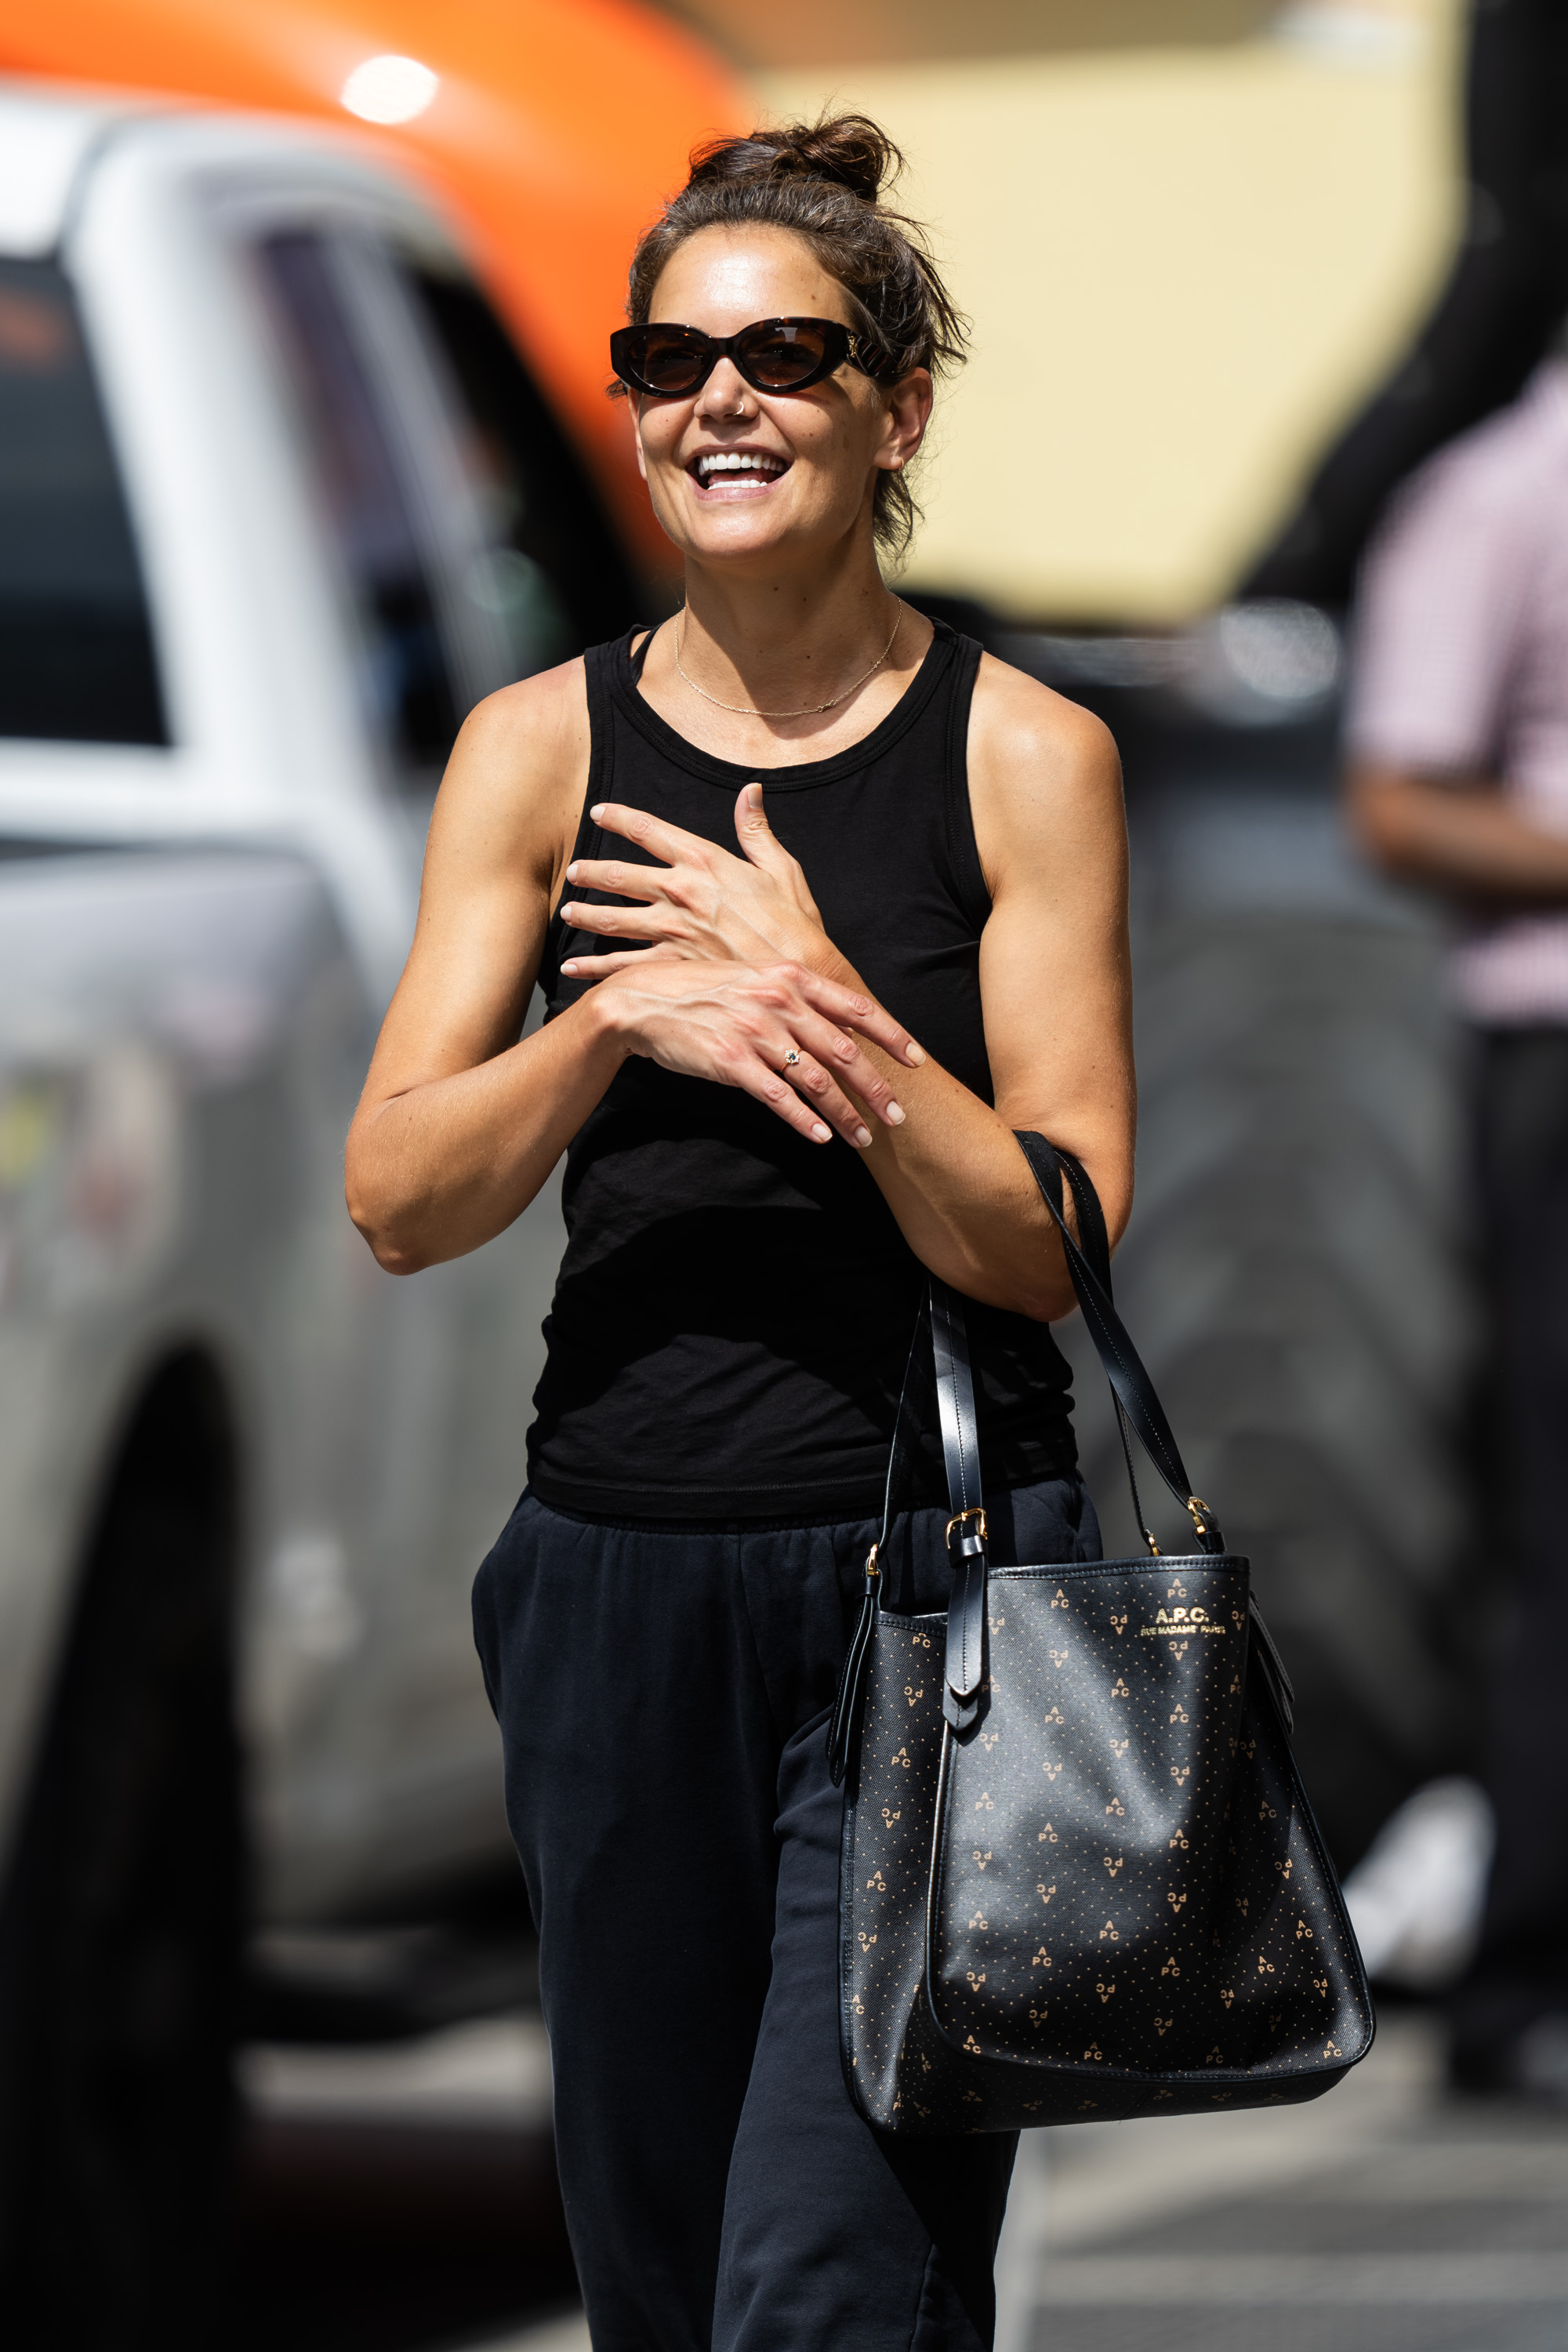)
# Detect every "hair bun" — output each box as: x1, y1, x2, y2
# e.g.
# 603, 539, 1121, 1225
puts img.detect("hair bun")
686, 114, 900, 208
